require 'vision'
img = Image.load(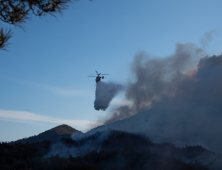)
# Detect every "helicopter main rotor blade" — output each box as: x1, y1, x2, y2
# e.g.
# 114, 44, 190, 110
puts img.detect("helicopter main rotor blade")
100, 74, 109, 75
87, 76, 97, 77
